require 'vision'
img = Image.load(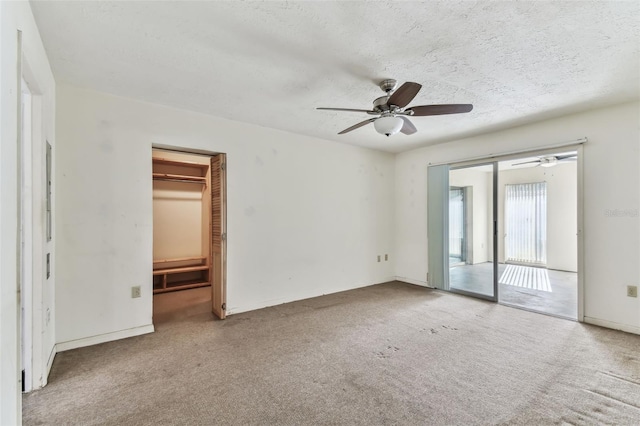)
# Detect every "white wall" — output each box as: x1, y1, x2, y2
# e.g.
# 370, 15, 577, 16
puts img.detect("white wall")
498, 162, 578, 271
449, 168, 491, 264
395, 101, 640, 333
55, 85, 396, 349
0, 1, 56, 424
